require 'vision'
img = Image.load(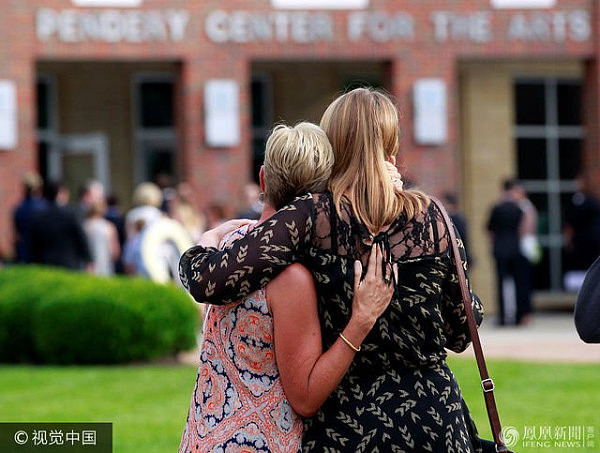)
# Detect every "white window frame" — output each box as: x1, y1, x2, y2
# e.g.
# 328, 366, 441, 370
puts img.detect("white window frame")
514, 77, 584, 291
48, 133, 111, 190
250, 72, 273, 180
